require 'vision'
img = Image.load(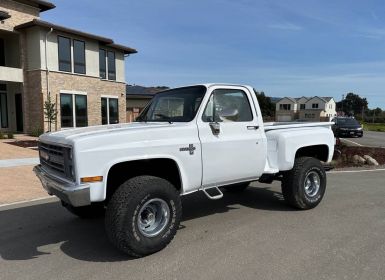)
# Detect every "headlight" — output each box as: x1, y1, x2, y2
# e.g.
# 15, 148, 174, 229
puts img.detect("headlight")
356, 127, 362, 131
